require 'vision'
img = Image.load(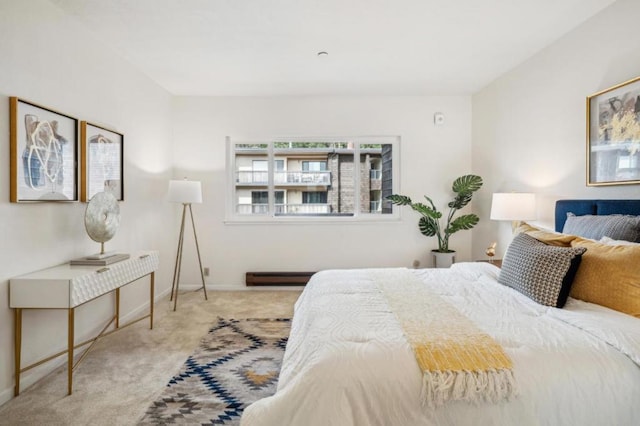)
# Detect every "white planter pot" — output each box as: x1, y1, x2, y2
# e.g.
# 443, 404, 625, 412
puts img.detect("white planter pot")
432, 250, 456, 268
